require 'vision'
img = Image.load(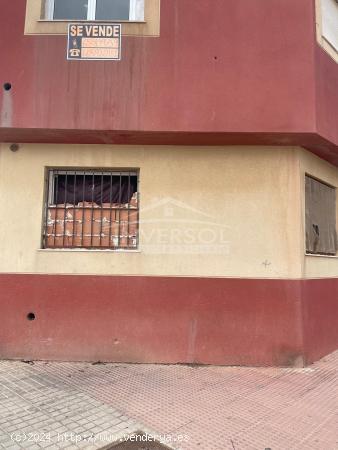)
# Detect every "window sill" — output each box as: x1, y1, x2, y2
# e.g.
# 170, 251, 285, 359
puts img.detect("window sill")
38, 248, 141, 253
305, 253, 338, 258
38, 19, 146, 24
